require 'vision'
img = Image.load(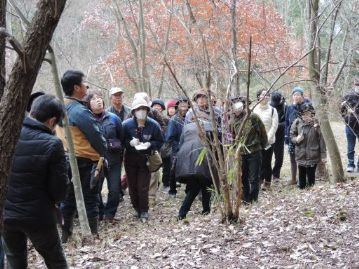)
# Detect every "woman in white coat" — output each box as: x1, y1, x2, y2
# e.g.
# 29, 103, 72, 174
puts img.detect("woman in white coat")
253, 89, 279, 190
